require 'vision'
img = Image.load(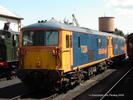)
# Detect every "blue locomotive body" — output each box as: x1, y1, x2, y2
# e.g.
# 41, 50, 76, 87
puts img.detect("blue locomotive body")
73, 31, 108, 67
